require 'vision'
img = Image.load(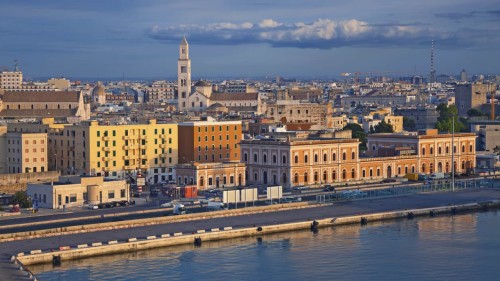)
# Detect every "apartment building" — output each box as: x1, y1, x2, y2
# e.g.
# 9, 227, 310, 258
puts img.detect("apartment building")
6, 132, 48, 173
178, 120, 242, 164
49, 119, 178, 184
0, 70, 23, 90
